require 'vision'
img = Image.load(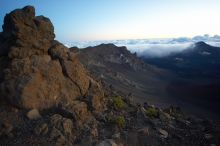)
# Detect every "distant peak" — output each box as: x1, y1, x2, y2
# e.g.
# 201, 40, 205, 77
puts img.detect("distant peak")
97, 43, 117, 48
195, 41, 209, 47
